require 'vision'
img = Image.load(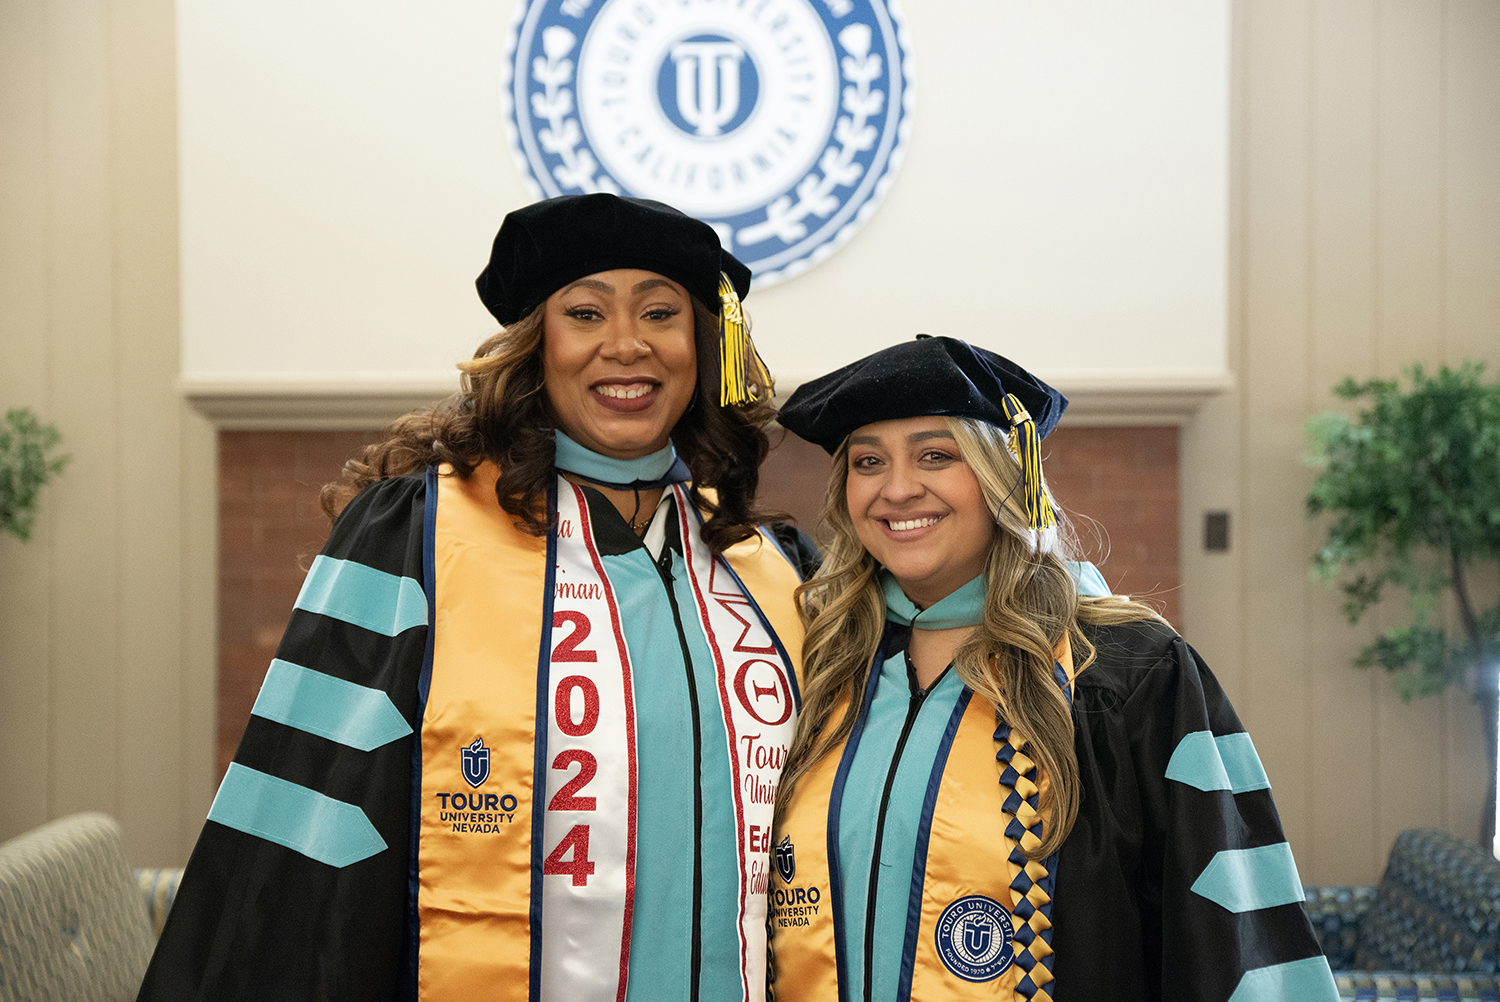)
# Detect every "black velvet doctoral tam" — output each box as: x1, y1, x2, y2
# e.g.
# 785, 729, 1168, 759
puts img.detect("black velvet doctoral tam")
777, 335, 1068, 454
475, 193, 752, 324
